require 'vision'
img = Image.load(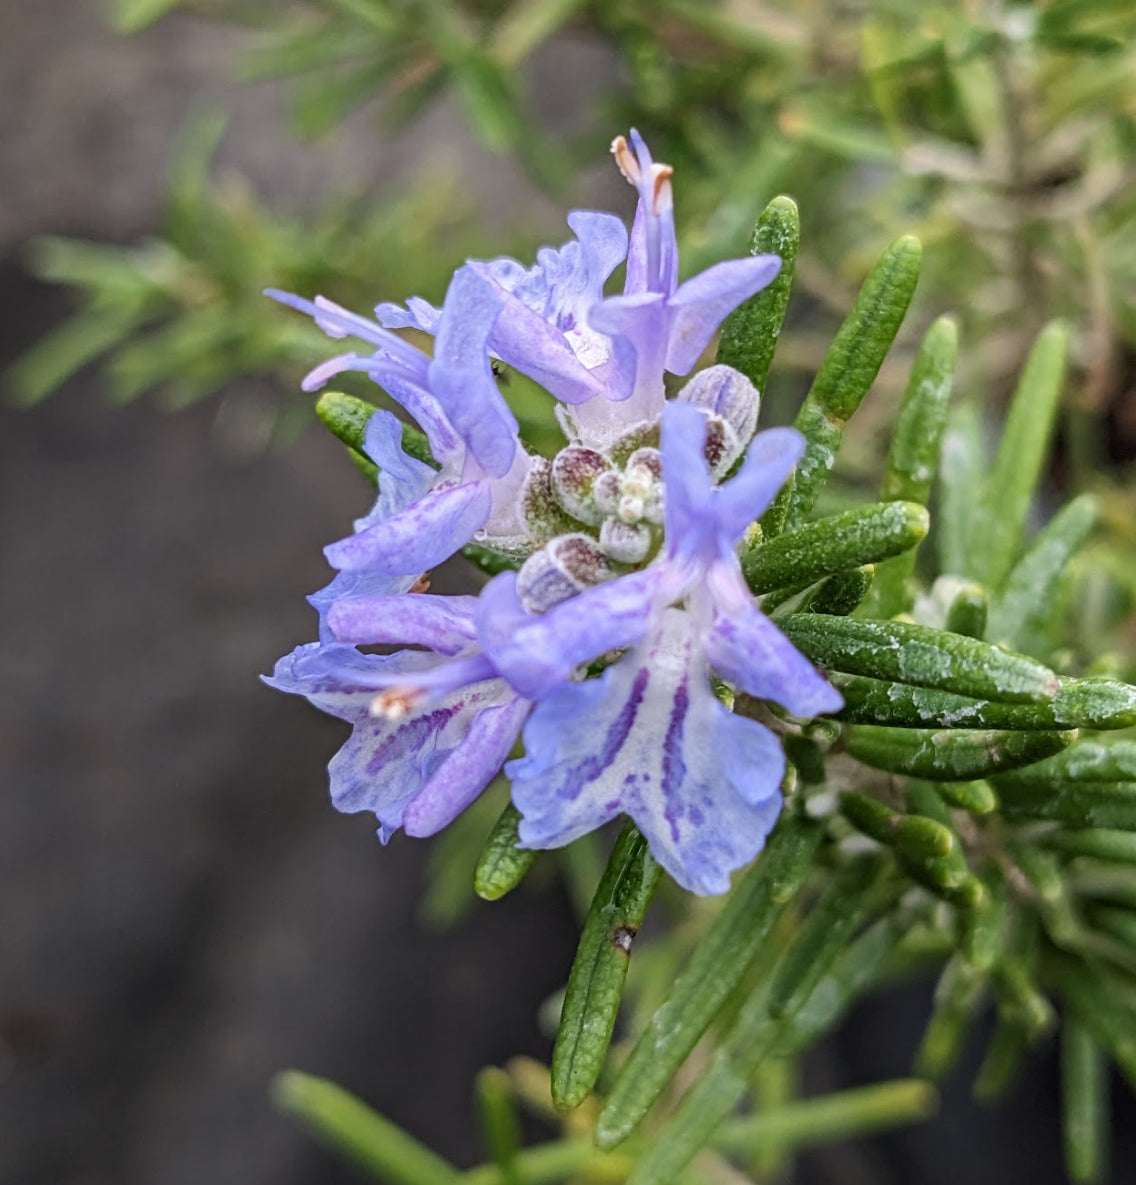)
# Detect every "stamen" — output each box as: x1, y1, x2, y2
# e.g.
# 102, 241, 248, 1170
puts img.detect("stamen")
370, 688, 421, 720
651, 164, 674, 214
611, 135, 640, 184
409, 574, 432, 594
